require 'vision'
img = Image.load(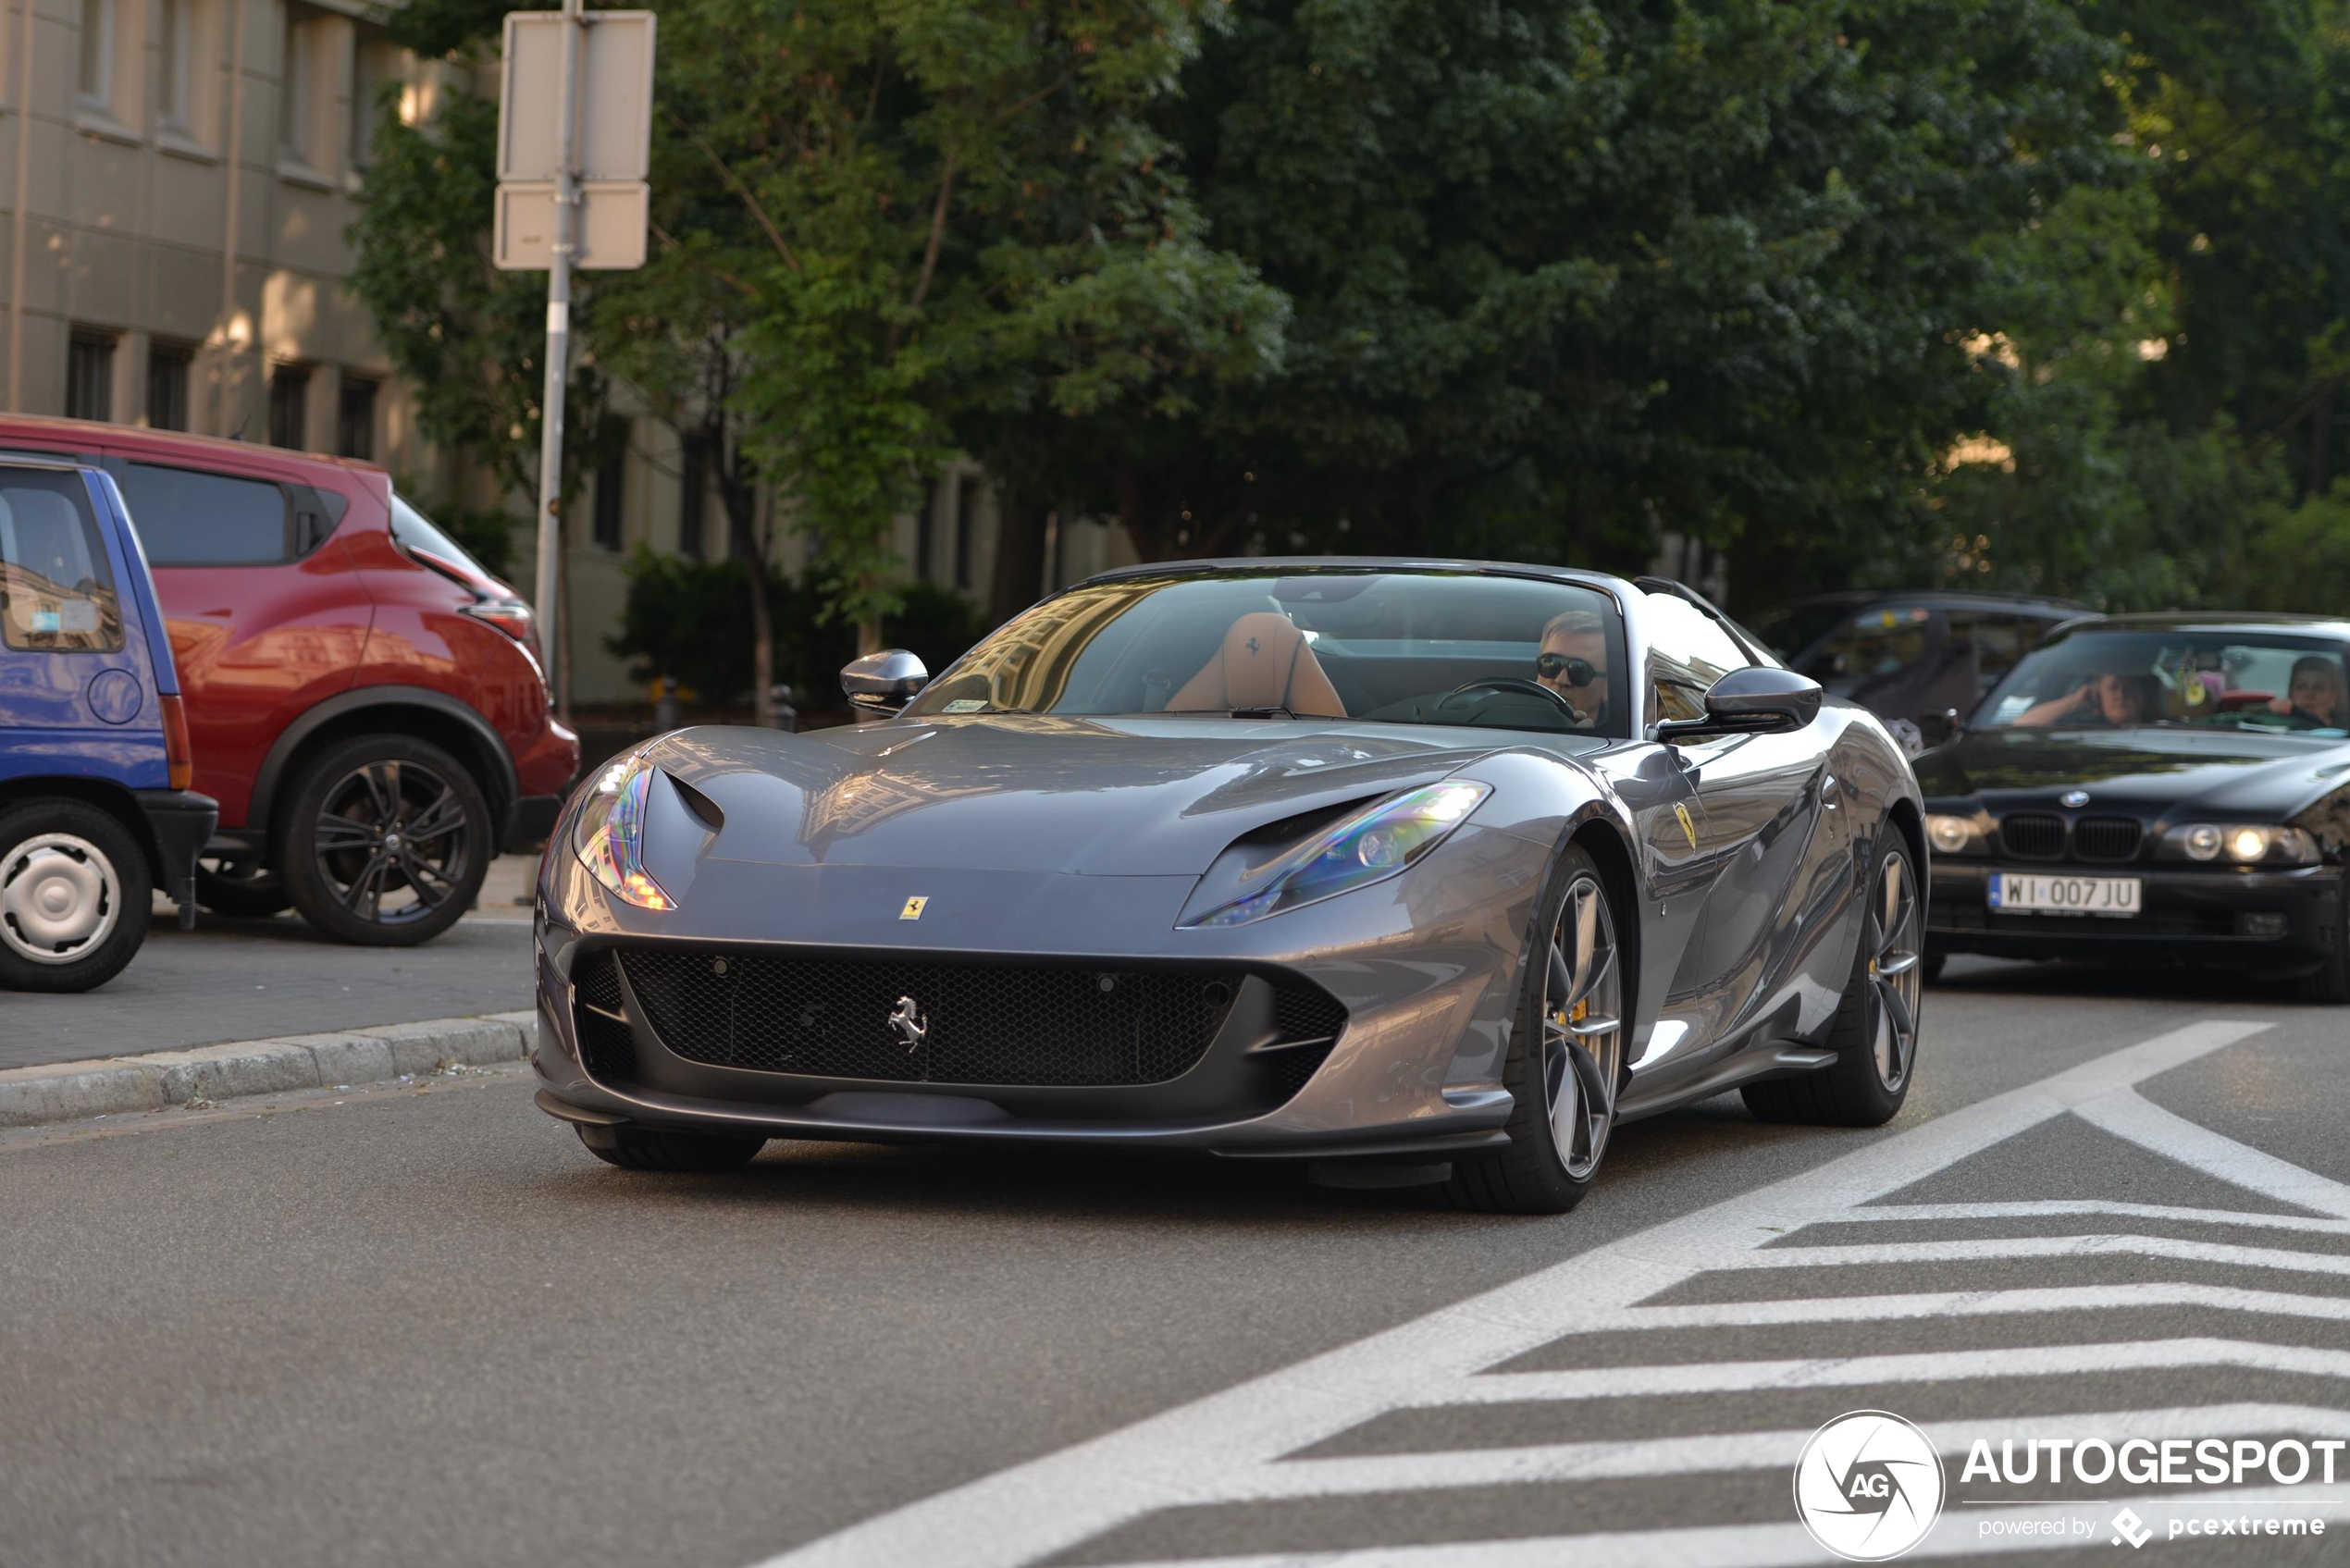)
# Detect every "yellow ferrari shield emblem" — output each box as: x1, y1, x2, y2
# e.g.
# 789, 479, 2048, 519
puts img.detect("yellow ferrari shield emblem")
1674, 803, 1697, 848
899, 895, 928, 920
